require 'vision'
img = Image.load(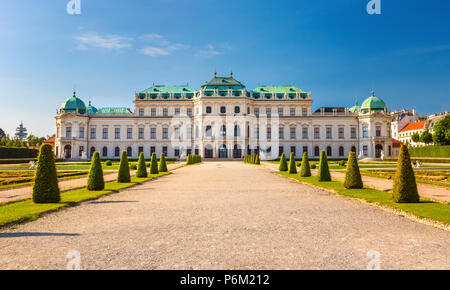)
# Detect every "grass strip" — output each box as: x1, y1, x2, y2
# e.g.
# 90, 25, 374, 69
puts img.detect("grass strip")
276, 172, 450, 225
0, 172, 170, 228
